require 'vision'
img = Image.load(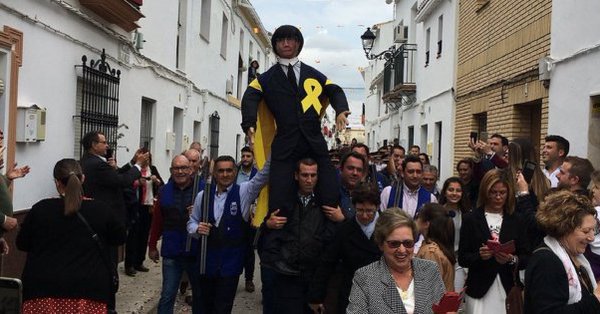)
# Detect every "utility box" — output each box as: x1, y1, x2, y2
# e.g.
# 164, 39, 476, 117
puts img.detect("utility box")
165, 131, 176, 151
16, 105, 46, 142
